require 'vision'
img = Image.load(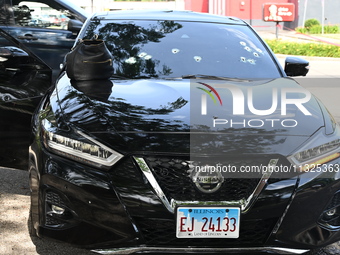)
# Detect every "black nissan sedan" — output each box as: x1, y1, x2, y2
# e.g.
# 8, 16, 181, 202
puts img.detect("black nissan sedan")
26, 10, 340, 254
